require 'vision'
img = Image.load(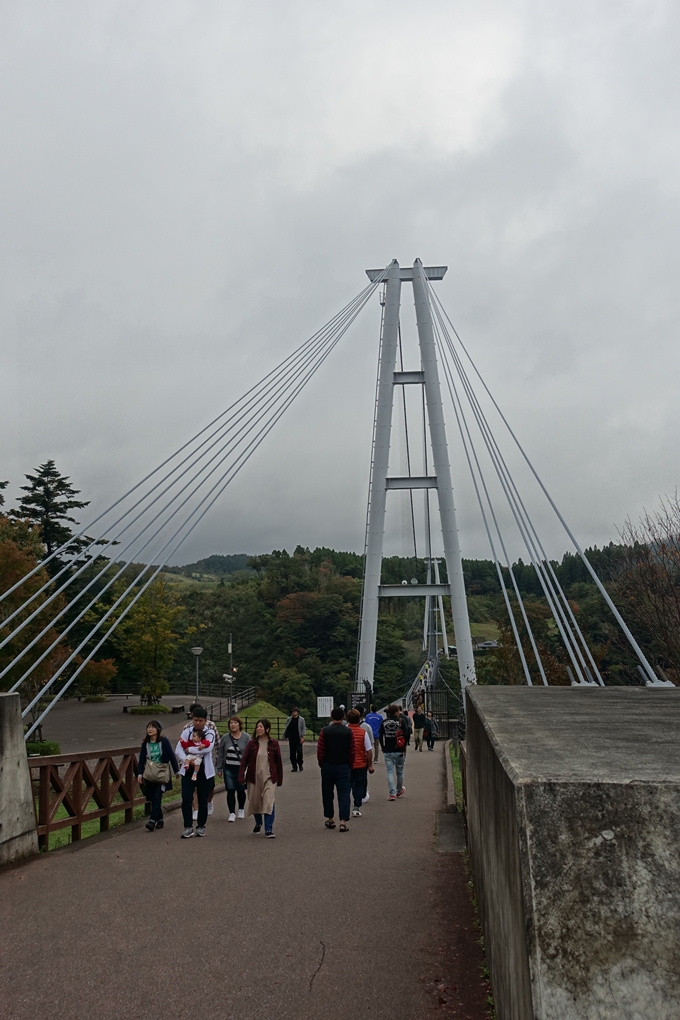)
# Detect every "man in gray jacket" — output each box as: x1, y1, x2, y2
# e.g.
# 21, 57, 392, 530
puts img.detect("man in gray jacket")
283, 707, 306, 772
